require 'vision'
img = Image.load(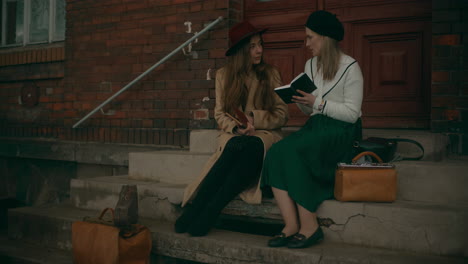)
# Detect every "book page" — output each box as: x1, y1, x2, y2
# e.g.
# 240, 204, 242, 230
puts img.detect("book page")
274, 84, 290, 90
